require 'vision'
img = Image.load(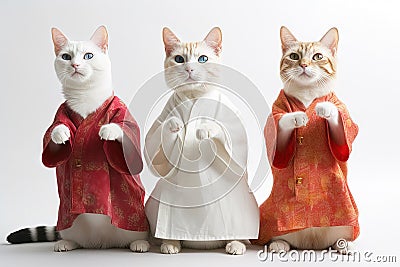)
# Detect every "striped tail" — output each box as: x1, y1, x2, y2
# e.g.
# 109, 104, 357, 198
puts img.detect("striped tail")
7, 226, 60, 244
